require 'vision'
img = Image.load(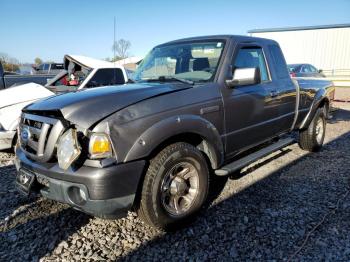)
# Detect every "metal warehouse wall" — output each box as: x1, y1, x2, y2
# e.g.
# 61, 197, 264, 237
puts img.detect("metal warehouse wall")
250, 27, 350, 71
